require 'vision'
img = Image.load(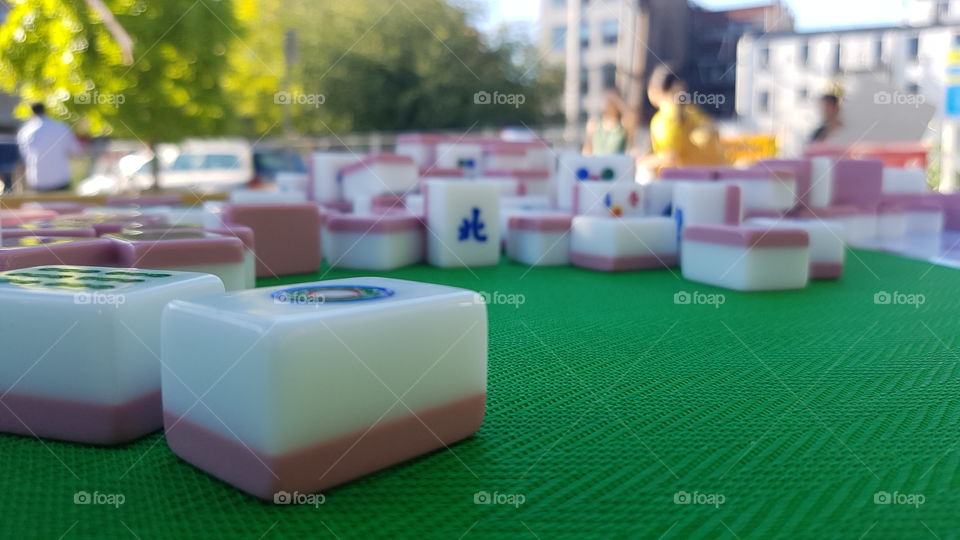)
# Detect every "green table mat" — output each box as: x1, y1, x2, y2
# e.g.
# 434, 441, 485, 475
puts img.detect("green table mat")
2, 250, 959, 539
